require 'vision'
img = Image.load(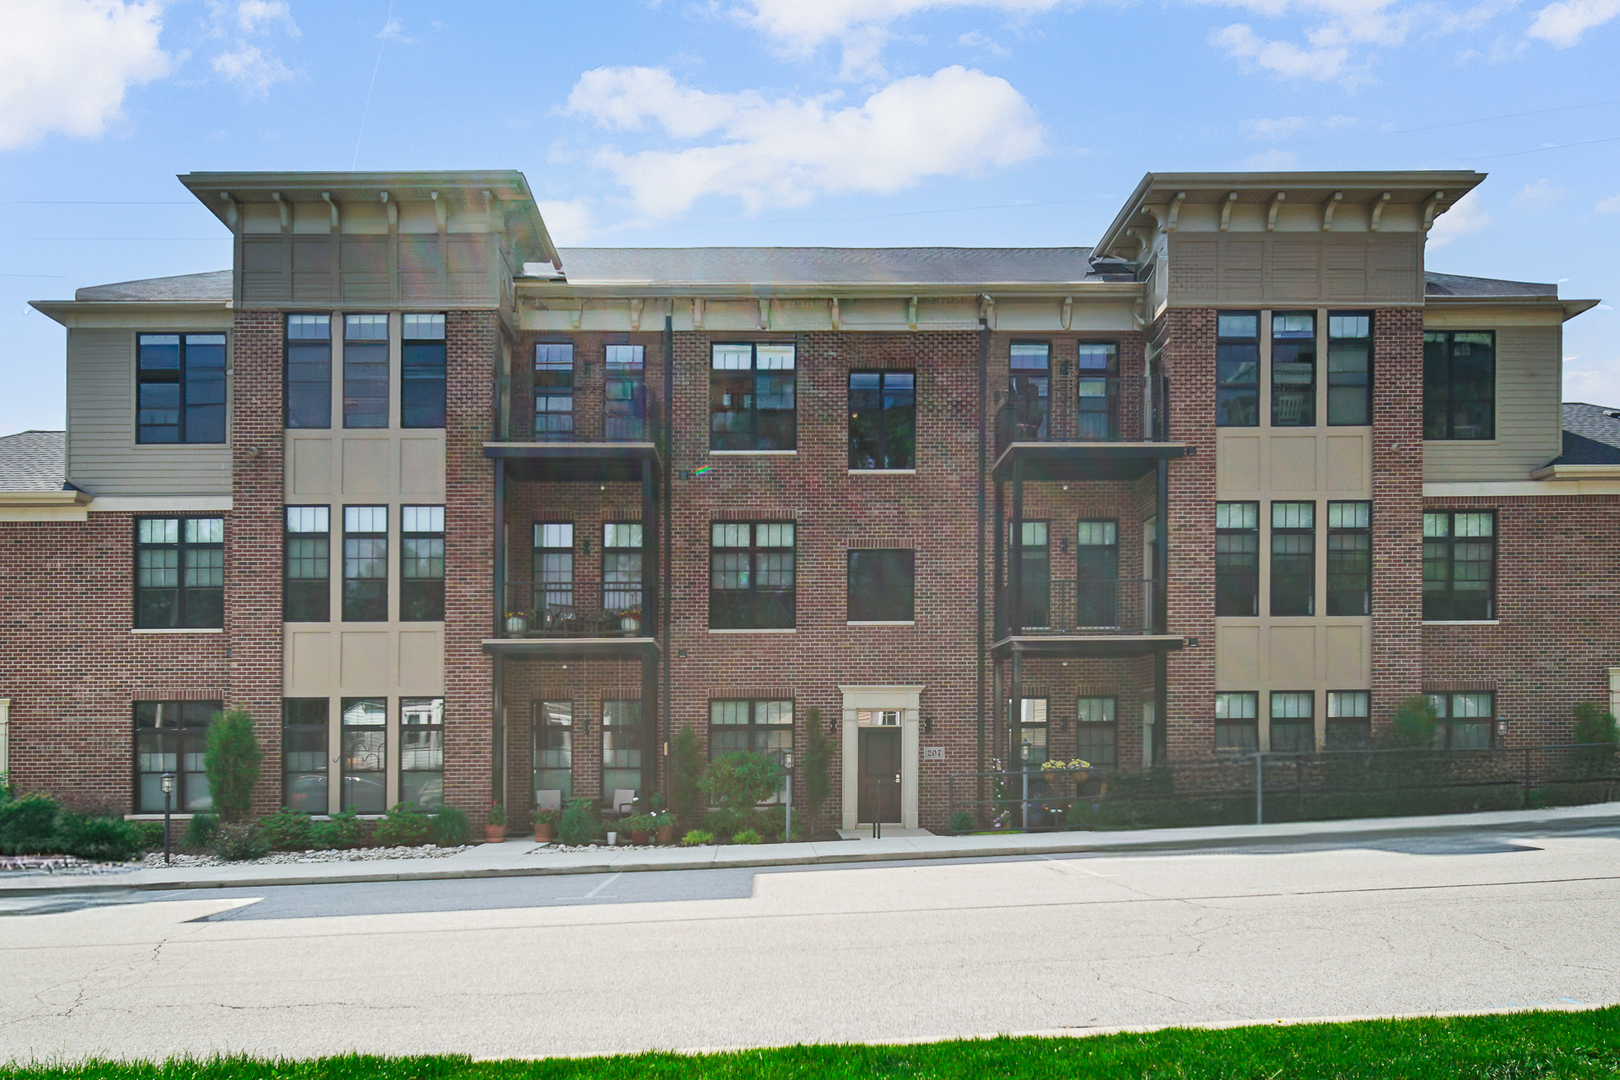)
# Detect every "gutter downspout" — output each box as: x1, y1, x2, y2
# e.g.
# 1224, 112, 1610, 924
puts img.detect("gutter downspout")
662, 313, 675, 796
976, 320, 988, 786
